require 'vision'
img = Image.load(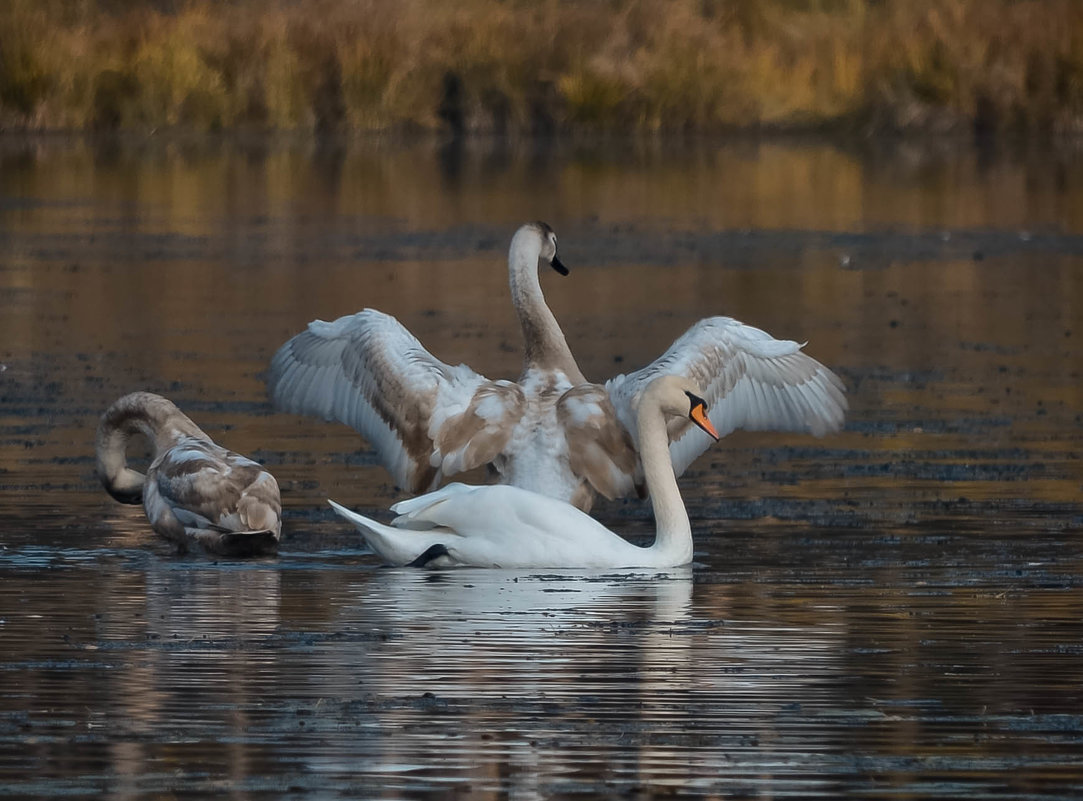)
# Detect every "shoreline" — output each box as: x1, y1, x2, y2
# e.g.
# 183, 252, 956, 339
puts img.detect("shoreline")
3, 0, 1081, 137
